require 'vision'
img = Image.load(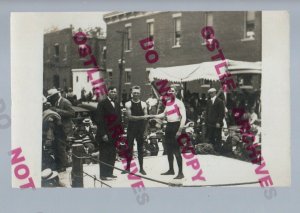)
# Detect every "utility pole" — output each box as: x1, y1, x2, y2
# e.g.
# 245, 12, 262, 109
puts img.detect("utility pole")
117, 30, 127, 102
